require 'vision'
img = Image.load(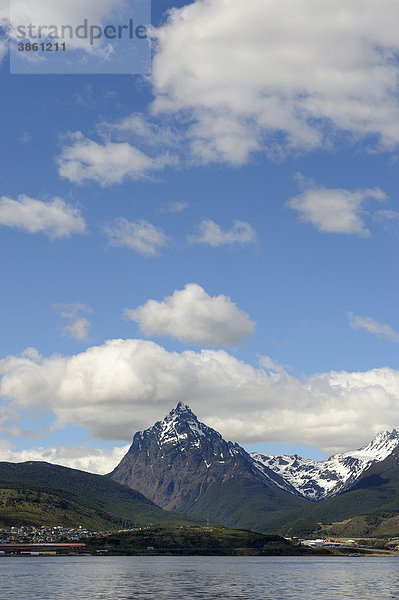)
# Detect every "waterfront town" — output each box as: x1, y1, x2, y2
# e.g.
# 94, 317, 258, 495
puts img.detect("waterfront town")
0, 525, 109, 544
0, 525, 394, 556
0, 525, 139, 555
